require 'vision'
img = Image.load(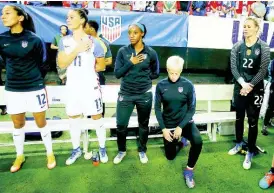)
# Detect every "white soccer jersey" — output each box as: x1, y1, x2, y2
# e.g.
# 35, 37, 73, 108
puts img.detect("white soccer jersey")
58, 35, 105, 116
59, 35, 104, 88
